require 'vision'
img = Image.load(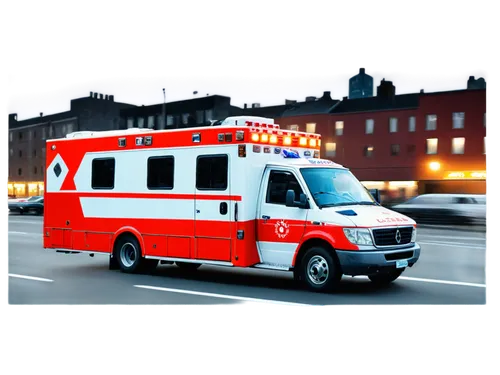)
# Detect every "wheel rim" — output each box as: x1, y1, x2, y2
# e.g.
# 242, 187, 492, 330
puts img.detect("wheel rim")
120, 242, 137, 267
307, 255, 329, 285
